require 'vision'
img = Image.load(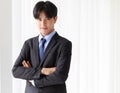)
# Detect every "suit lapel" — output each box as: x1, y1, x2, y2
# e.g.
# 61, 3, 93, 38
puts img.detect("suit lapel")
40, 33, 59, 66
34, 36, 41, 66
